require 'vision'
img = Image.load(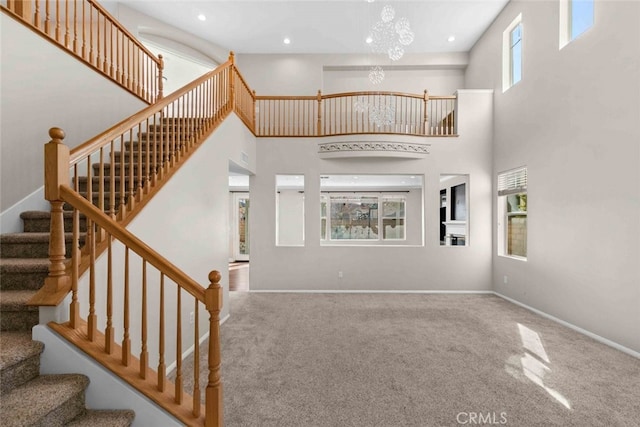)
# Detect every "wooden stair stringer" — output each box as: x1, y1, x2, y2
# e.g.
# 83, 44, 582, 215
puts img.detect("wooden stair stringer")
48, 320, 206, 426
